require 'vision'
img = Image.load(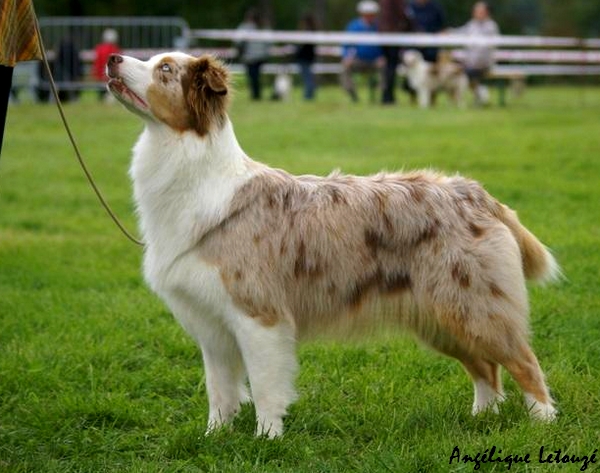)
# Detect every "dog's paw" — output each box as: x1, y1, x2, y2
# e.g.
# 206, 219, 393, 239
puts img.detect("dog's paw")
256, 418, 284, 439
525, 394, 558, 422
